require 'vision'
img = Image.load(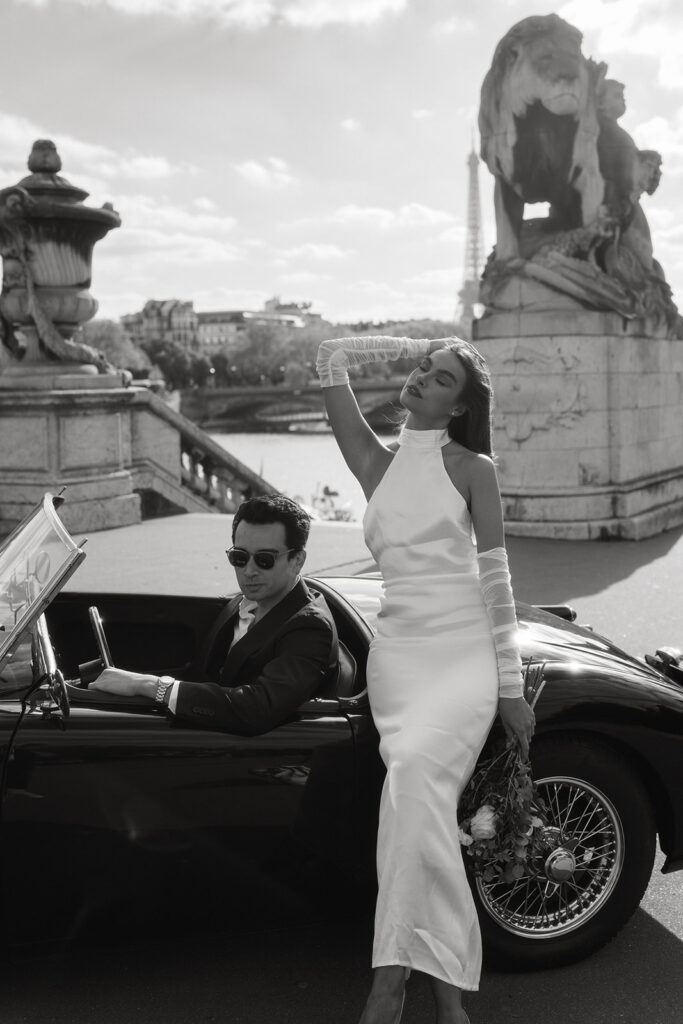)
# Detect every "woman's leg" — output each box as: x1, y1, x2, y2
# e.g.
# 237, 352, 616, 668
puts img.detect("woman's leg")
428, 976, 471, 1024
358, 966, 408, 1024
